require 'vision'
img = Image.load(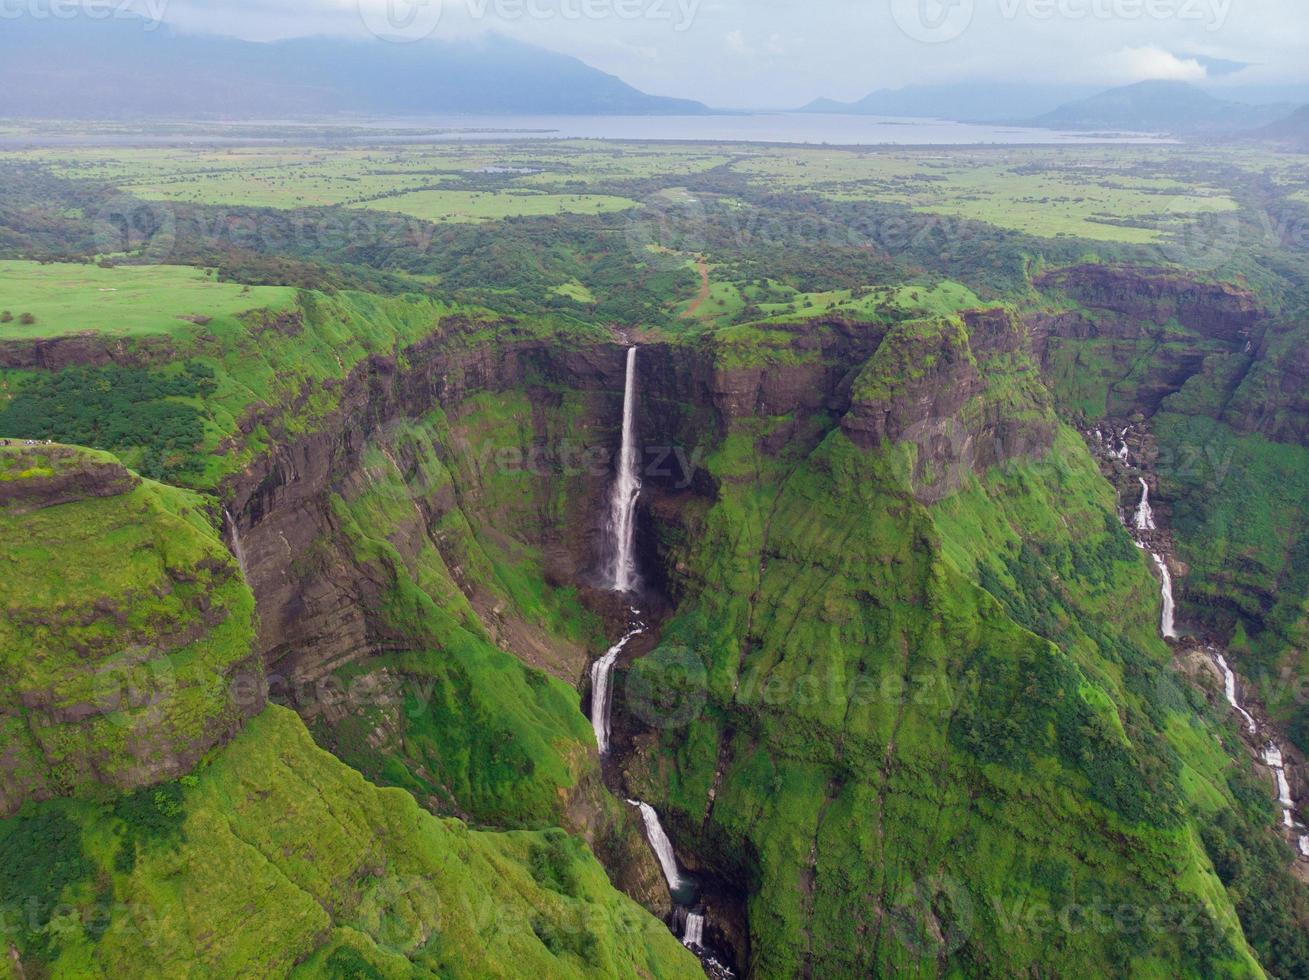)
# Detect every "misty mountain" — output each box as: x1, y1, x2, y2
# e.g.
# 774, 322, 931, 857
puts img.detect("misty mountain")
0, 19, 708, 119
798, 83, 1100, 123
1253, 105, 1309, 150
1027, 80, 1293, 134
